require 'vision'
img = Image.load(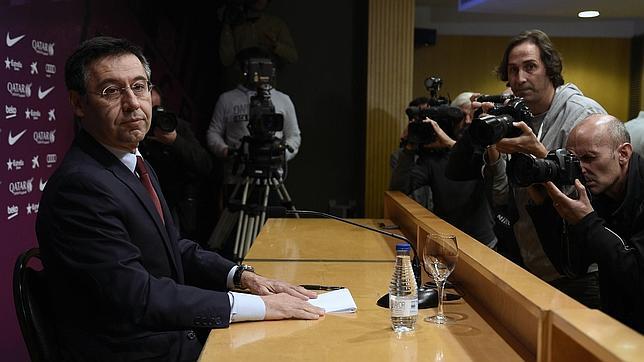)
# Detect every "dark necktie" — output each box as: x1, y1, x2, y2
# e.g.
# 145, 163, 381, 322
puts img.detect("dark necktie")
135, 155, 164, 223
